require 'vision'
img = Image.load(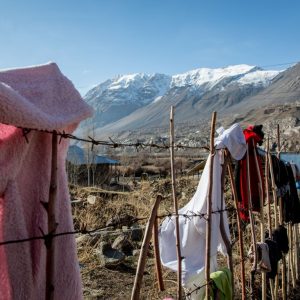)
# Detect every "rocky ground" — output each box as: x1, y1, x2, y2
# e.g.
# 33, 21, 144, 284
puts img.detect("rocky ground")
106, 103, 300, 155
71, 173, 300, 300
